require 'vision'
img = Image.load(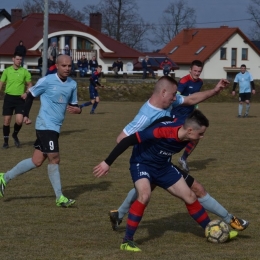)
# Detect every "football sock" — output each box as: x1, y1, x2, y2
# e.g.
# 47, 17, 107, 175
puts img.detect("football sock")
198, 193, 232, 223
238, 104, 243, 115
4, 158, 36, 183
3, 125, 10, 143
181, 140, 198, 160
123, 200, 146, 242
186, 199, 210, 229
48, 164, 62, 199
118, 188, 137, 219
81, 101, 92, 107
13, 123, 22, 136
245, 103, 250, 114
92, 101, 99, 111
